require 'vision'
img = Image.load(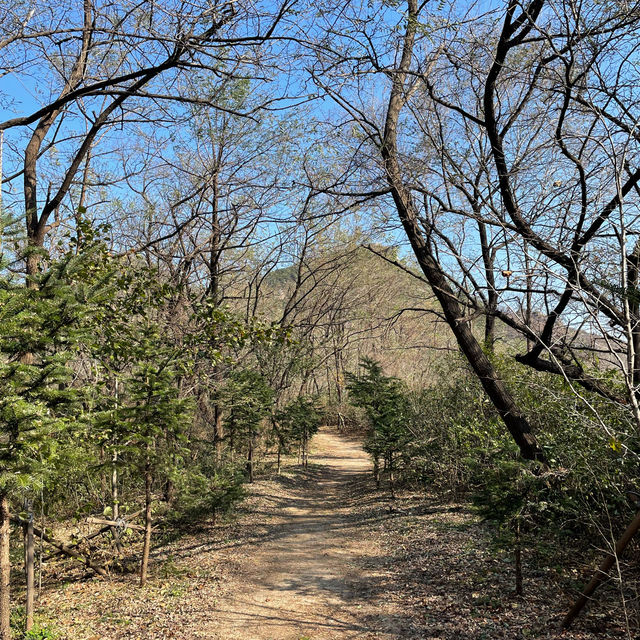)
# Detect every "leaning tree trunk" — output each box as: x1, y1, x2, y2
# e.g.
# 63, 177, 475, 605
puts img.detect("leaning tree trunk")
562, 508, 640, 629
380, 0, 544, 462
